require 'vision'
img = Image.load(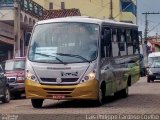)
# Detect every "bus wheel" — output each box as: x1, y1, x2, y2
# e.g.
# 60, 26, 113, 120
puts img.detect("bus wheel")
121, 86, 128, 98
95, 83, 105, 106
147, 77, 150, 83
31, 99, 44, 108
